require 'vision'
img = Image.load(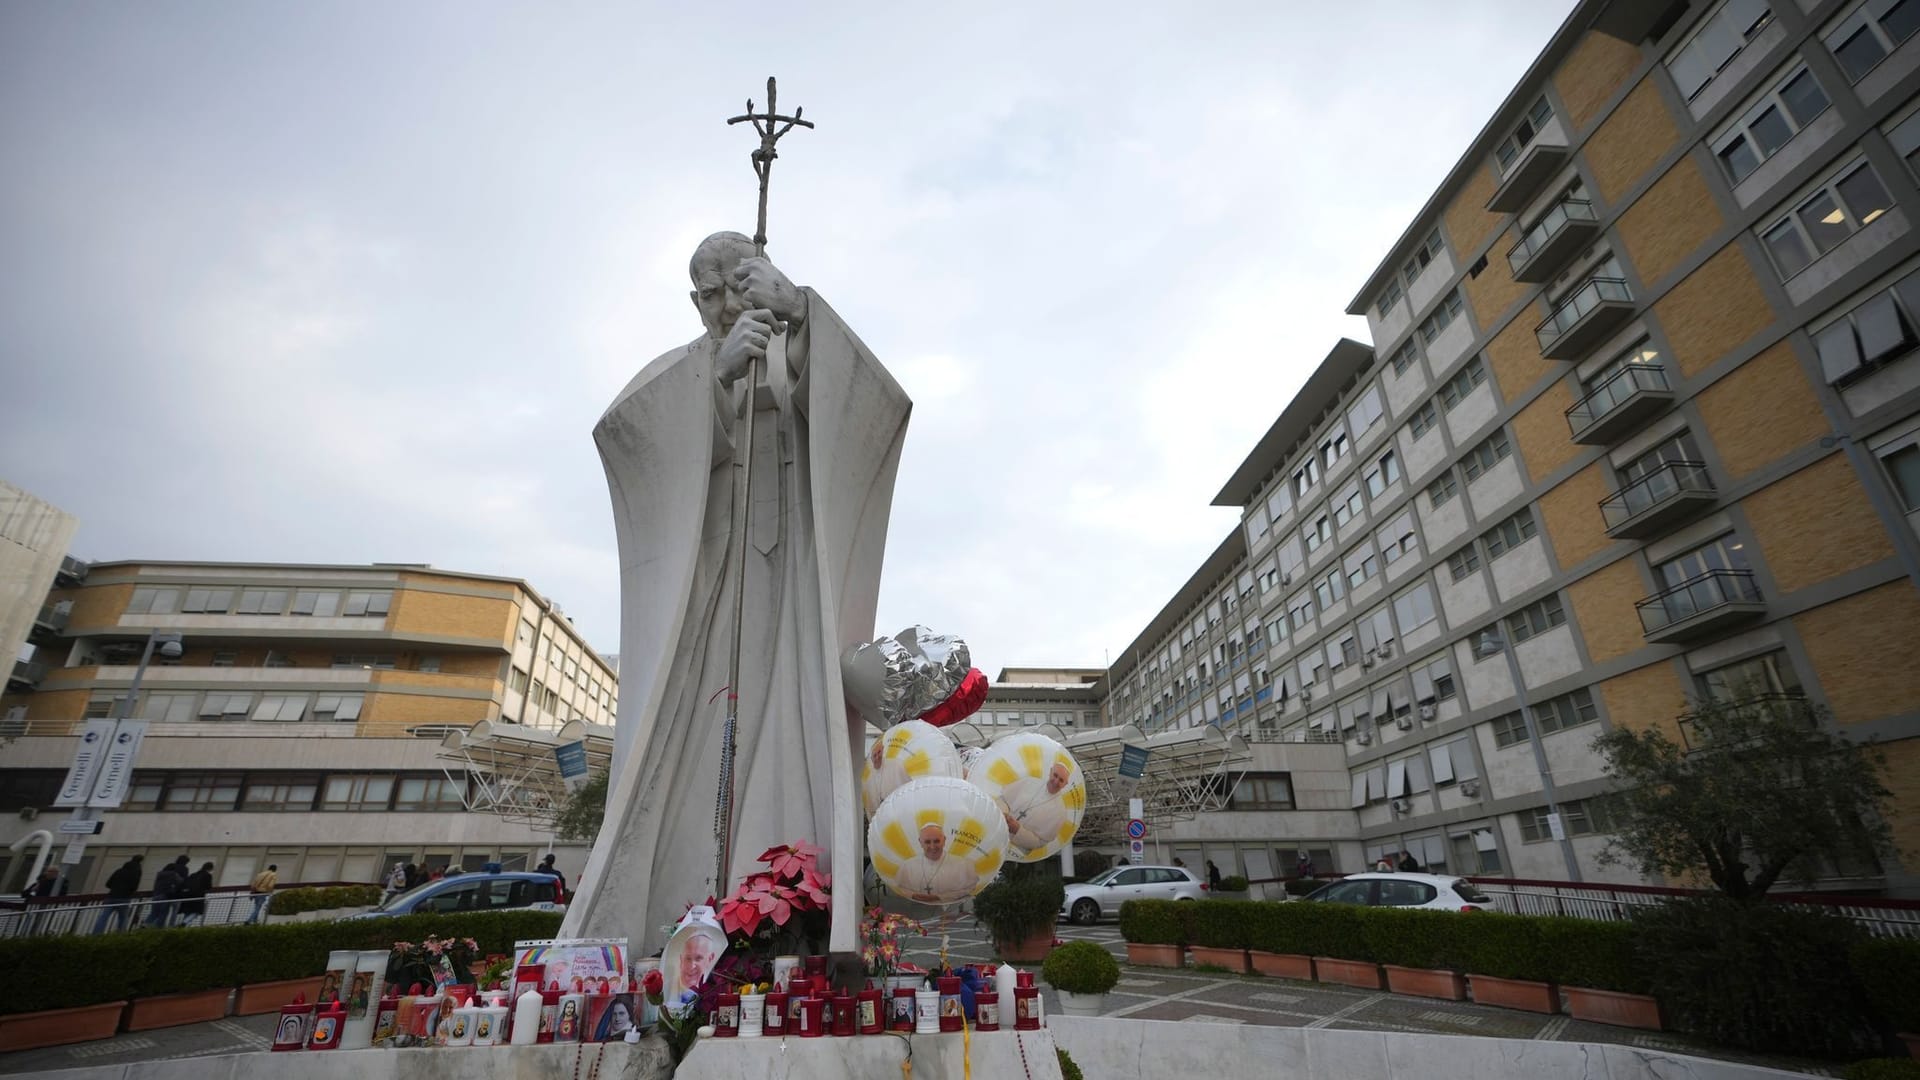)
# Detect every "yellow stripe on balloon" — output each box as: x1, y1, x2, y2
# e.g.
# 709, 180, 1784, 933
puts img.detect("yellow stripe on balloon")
949, 818, 986, 855
1061, 785, 1086, 811
915, 808, 944, 831
903, 750, 932, 778
1053, 753, 1075, 776
880, 821, 914, 861
886, 727, 914, 757
972, 854, 1000, 876
1057, 820, 1078, 844
1019, 743, 1044, 778
985, 759, 1018, 787
873, 856, 900, 878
